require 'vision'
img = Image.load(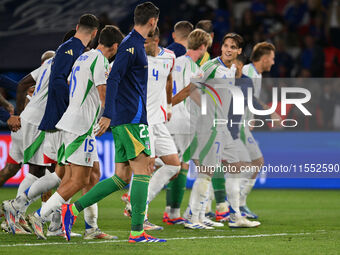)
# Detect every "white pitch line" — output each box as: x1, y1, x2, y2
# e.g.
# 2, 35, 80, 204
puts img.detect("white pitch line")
0, 232, 312, 247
